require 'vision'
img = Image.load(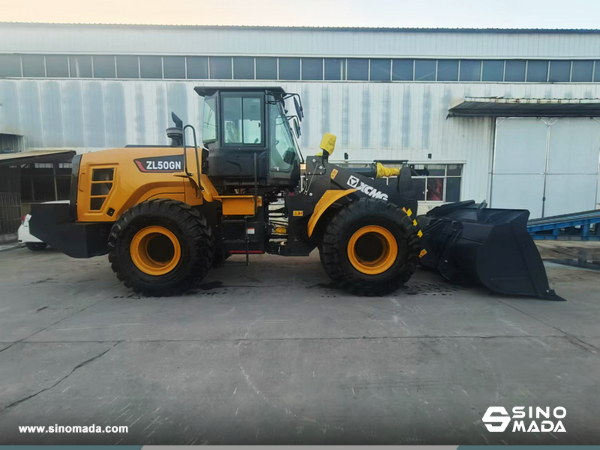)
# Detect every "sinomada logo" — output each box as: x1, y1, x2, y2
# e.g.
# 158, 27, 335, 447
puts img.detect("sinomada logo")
482, 406, 566, 433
